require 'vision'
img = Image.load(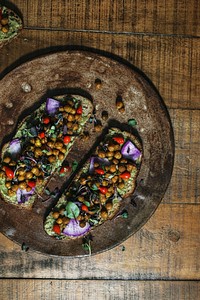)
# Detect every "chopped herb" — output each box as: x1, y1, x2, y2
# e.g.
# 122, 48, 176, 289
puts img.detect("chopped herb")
121, 245, 126, 251
65, 201, 80, 219
121, 210, 128, 219
83, 200, 91, 207
72, 160, 78, 172
128, 119, 137, 127
21, 242, 29, 252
